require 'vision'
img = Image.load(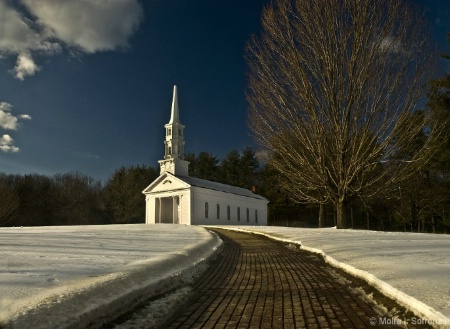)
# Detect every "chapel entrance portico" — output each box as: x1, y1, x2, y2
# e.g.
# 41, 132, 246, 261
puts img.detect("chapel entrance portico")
155, 195, 181, 223
143, 173, 191, 224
